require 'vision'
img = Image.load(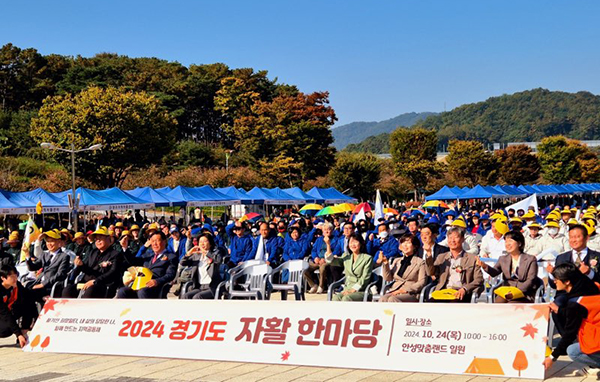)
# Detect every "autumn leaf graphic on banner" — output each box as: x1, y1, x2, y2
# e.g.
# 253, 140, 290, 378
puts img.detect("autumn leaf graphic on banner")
281, 351, 290, 361
42, 299, 59, 314
531, 305, 550, 321
521, 323, 538, 339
